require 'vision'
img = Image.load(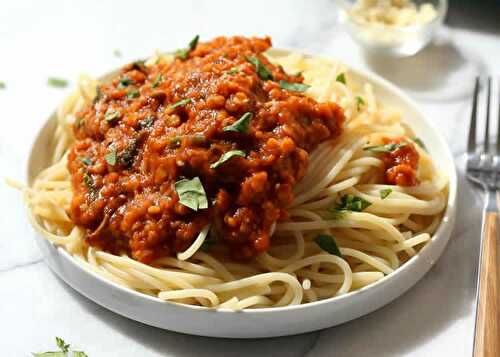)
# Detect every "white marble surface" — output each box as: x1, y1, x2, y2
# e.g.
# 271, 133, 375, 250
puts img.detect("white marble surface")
0, 0, 499, 355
